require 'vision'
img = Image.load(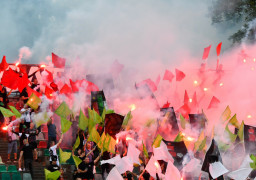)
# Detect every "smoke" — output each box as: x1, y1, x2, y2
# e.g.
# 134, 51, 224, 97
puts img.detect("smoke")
18, 46, 32, 62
